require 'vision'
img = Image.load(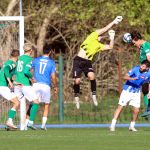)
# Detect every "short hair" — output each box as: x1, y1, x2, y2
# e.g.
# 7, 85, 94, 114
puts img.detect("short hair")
141, 60, 150, 68
10, 49, 19, 57
23, 43, 33, 52
130, 31, 142, 41
43, 43, 52, 54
